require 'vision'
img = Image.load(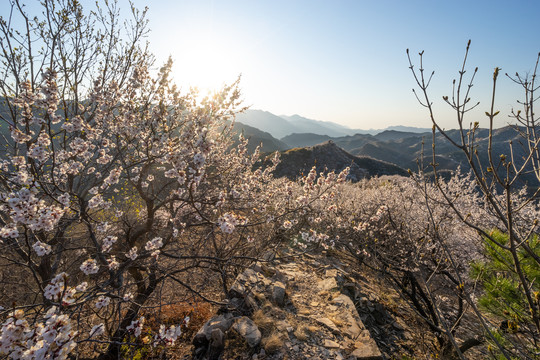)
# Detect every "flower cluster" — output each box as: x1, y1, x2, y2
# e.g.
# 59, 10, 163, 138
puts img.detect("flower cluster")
32, 241, 52, 257
0, 307, 76, 360
101, 236, 117, 252
126, 317, 145, 338
144, 237, 163, 257
94, 296, 110, 309
217, 212, 239, 234
152, 324, 182, 347
80, 259, 99, 275
1, 188, 67, 234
